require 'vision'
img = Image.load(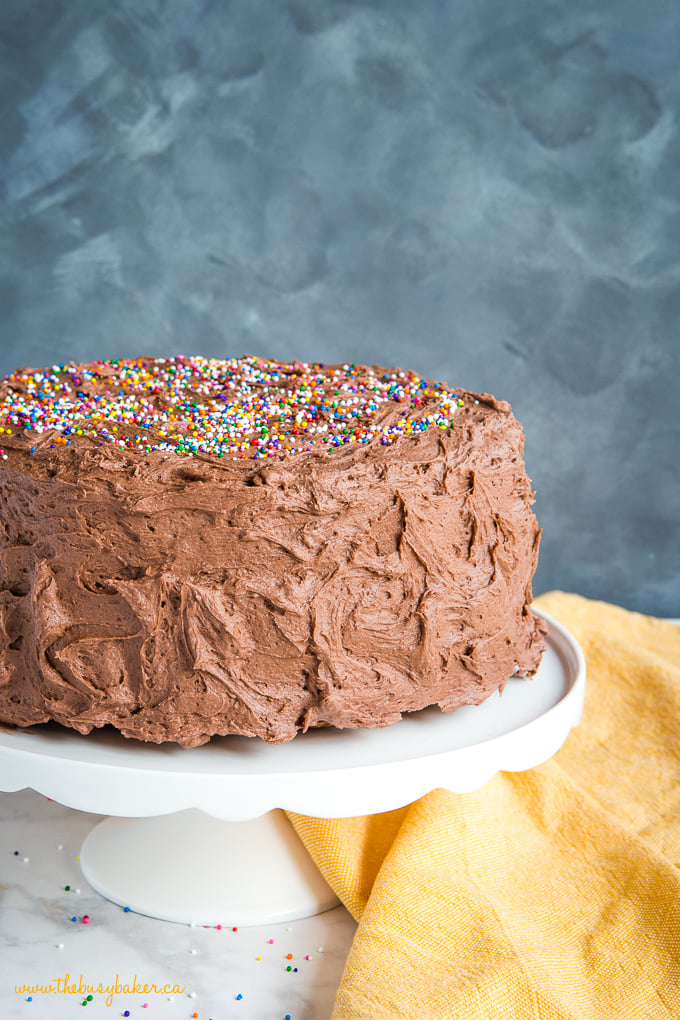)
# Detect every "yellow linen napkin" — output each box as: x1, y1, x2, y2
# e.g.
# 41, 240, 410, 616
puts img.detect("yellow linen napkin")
287, 592, 680, 1019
